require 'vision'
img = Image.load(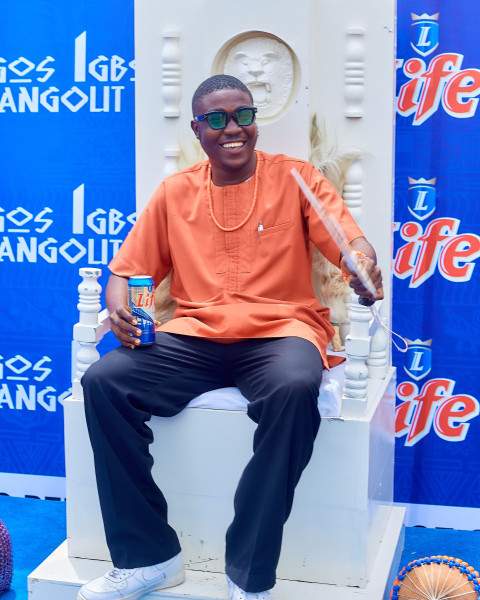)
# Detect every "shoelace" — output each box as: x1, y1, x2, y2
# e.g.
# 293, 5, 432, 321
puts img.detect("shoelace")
107, 568, 134, 581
